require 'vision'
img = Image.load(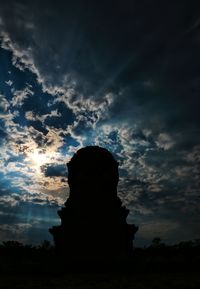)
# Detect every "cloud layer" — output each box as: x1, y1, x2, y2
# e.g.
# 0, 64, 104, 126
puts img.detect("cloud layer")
0, 0, 199, 245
